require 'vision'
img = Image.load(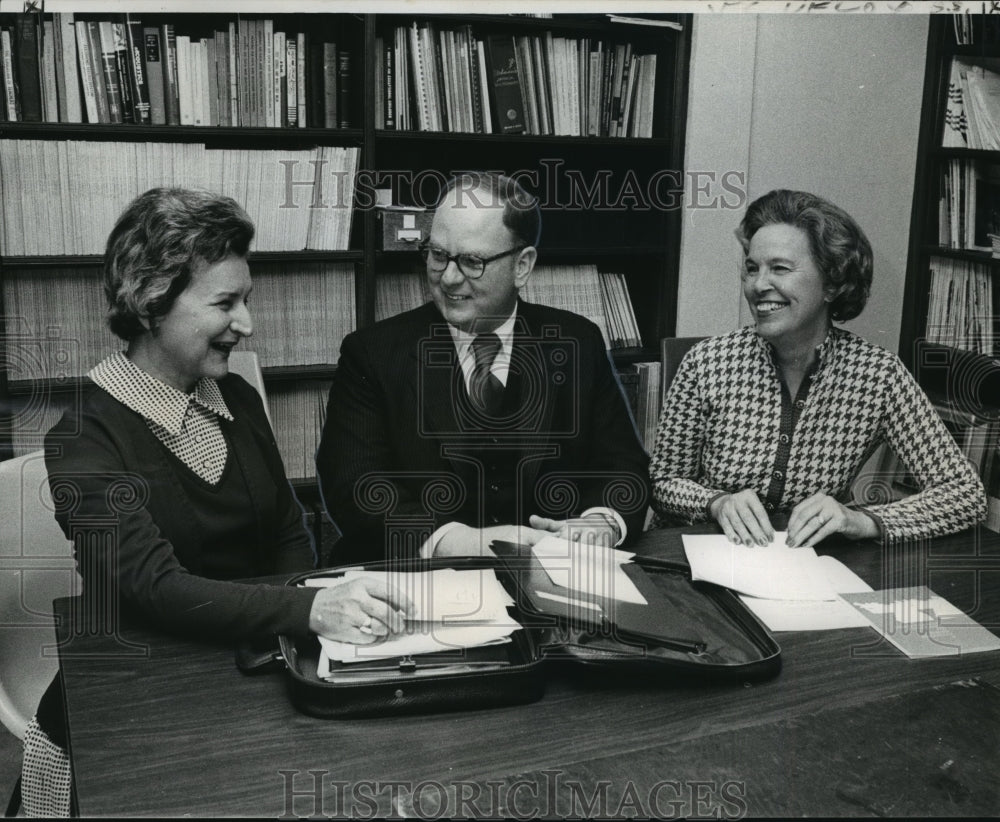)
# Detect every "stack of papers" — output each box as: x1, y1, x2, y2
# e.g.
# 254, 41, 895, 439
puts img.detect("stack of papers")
682, 532, 873, 631
304, 568, 519, 675
530, 535, 648, 606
